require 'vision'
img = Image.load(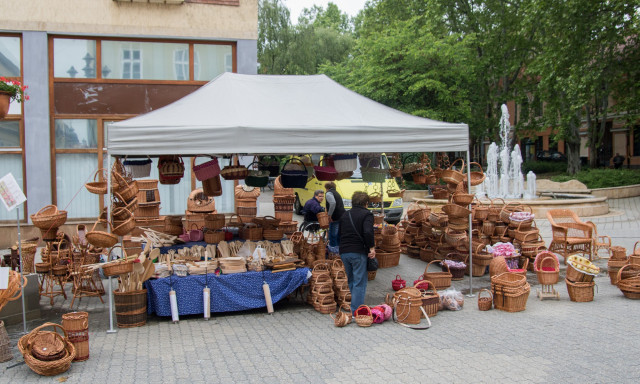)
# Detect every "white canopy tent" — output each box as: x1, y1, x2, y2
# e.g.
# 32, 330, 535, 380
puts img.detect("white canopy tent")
107, 73, 469, 155
103, 74, 475, 333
